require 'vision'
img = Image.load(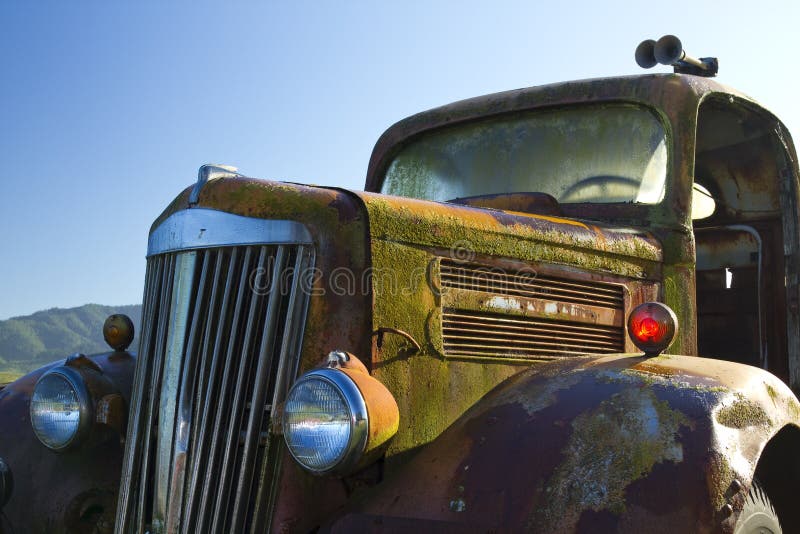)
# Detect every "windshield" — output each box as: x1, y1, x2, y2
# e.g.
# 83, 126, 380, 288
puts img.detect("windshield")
381, 104, 668, 205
